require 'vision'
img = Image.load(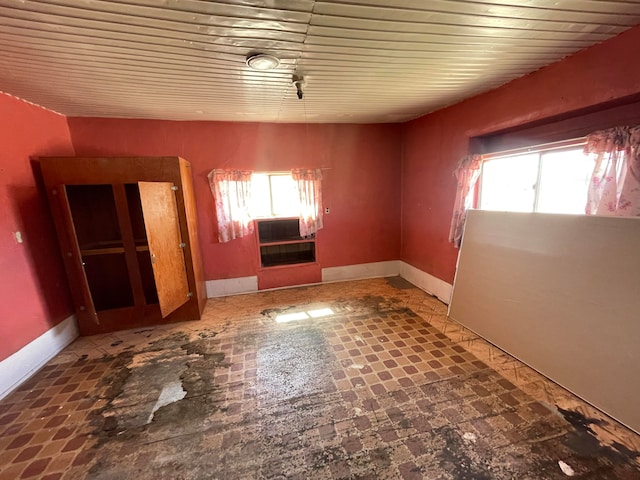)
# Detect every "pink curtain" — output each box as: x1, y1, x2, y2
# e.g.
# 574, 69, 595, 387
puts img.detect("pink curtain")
291, 168, 323, 237
585, 126, 640, 216
208, 169, 254, 243
448, 154, 483, 247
